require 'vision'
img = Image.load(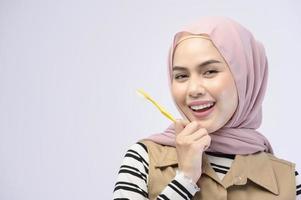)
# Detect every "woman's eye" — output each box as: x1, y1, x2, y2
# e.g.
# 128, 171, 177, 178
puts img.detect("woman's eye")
204, 70, 218, 76
174, 74, 188, 80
